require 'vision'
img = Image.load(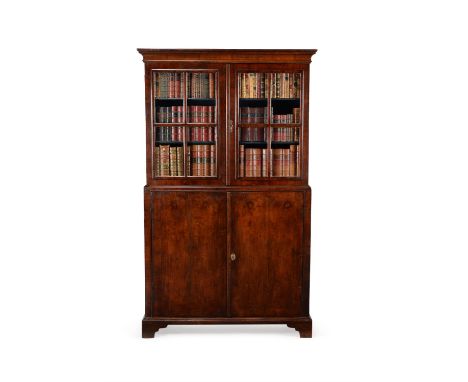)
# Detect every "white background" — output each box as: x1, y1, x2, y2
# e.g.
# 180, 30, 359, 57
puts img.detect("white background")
1, 0, 467, 381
